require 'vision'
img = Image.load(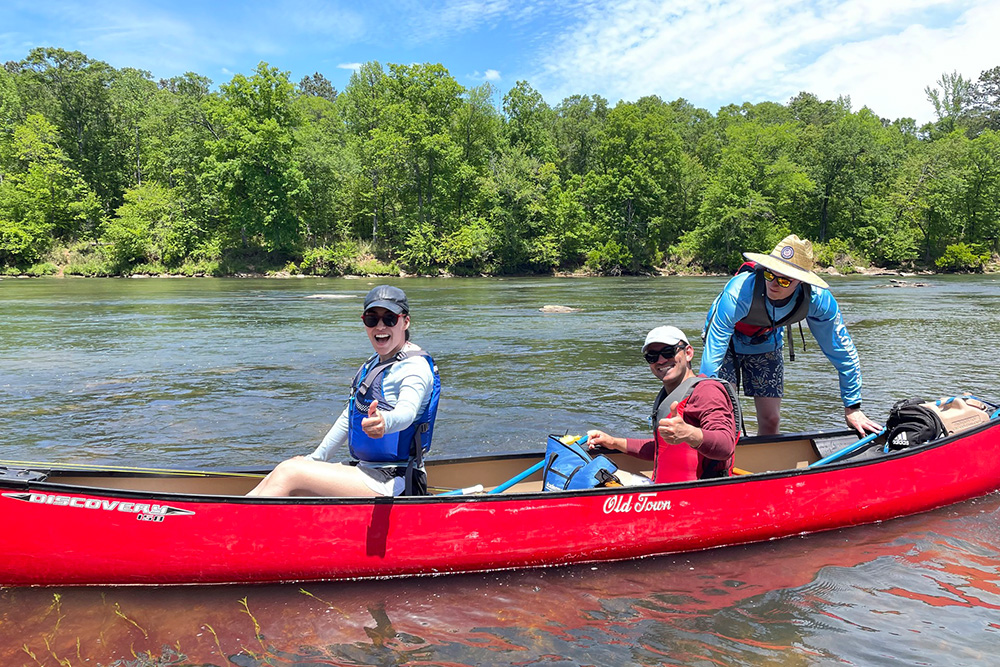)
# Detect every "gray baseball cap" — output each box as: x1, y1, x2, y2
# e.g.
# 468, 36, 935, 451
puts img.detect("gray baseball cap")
363, 285, 409, 314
